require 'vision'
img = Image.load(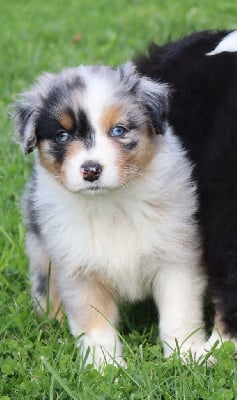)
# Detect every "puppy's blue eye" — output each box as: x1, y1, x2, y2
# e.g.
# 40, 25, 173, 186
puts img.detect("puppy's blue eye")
56, 131, 70, 143
111, 125, 127, 137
